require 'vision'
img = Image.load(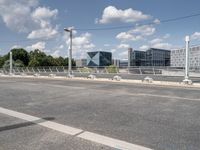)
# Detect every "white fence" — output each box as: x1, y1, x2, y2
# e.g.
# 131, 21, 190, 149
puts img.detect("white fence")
0, 66, 200, 77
